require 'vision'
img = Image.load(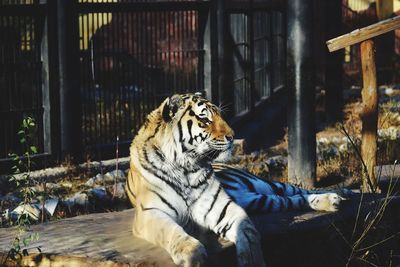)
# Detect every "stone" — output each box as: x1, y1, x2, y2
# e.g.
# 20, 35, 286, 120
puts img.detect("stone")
103, 170, 126, 183
60, 181, 73, 189
266, 155, 288, 167
88, 187, 108, 201
111, 182, 127, 200
44, 199, 59, 216
45, 182, 62, 191
85, 177, 95, 187
63, 192, 88, 209
10, 204, 41, 221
